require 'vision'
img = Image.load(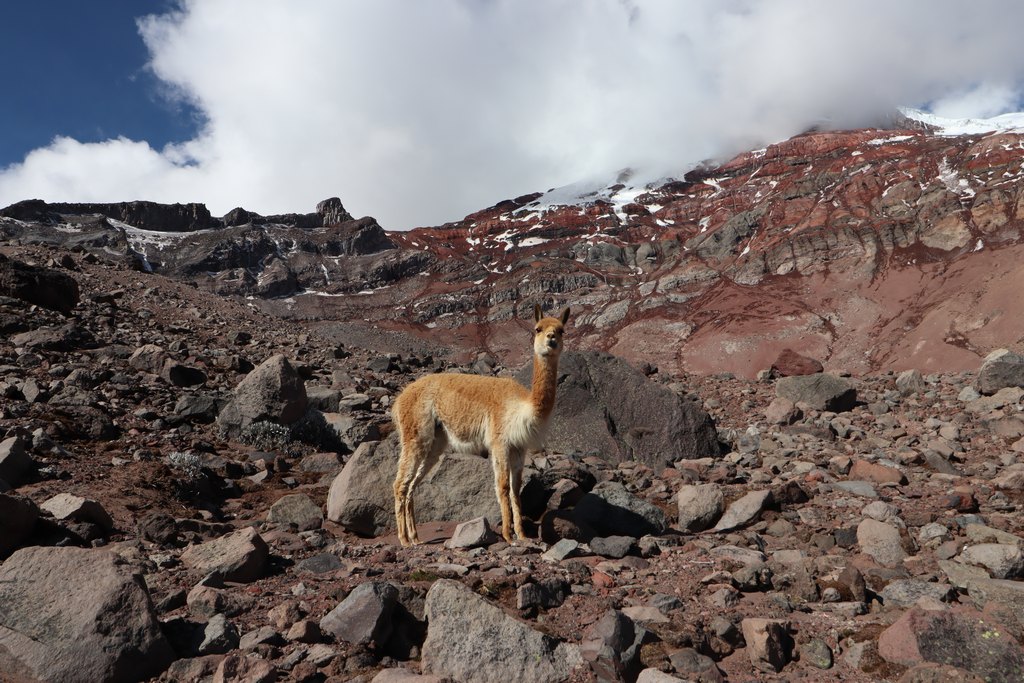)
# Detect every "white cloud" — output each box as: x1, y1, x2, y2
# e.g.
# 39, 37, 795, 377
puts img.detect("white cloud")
3, 0, 1024, 229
